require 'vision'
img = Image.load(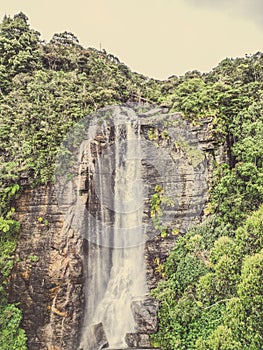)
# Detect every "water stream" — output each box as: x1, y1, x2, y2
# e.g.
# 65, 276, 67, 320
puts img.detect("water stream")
54, 105, 208, 350
80, 111, 147, 349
